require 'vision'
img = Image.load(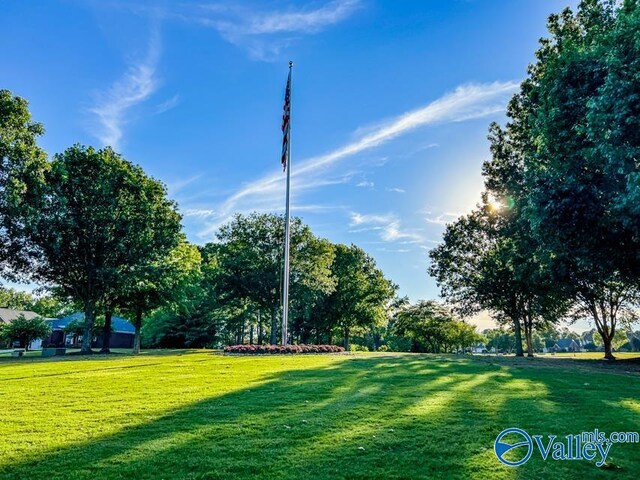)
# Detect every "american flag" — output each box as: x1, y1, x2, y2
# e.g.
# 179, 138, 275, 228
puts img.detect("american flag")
281, 67, 291, 171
